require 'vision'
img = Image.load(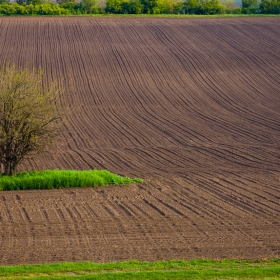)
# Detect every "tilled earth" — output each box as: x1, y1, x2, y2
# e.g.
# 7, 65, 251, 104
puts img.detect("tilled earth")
0, 16, 279, 265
